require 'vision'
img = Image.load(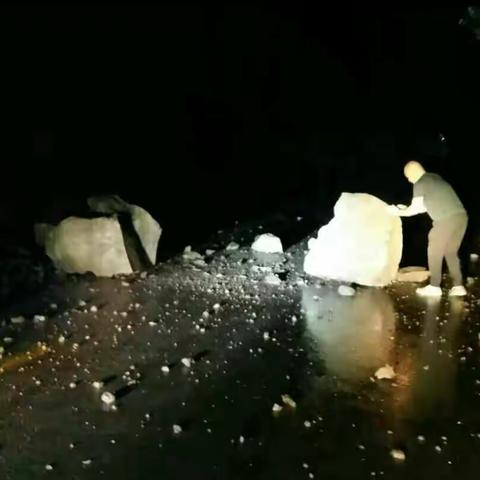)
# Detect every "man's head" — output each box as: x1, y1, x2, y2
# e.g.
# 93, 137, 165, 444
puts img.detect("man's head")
403, 161, 426, 184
